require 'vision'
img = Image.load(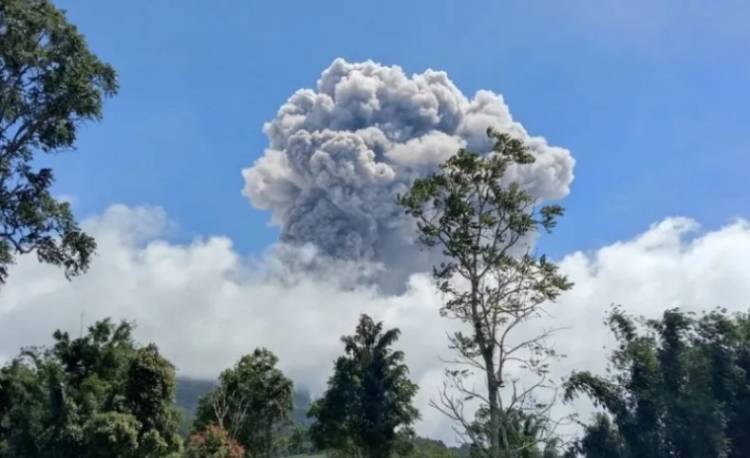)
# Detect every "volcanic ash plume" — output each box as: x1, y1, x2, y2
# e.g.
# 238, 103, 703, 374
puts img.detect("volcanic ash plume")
242, 59, 575, 286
